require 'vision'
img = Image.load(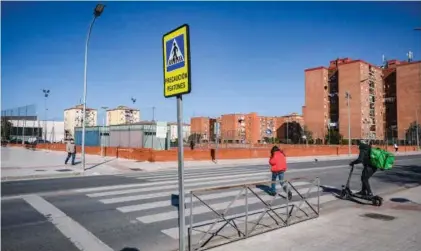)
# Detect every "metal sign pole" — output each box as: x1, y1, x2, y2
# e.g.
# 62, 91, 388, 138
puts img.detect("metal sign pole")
177, 95, 186, 251
215, 122, 219, 163
163, 24, 191, 251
